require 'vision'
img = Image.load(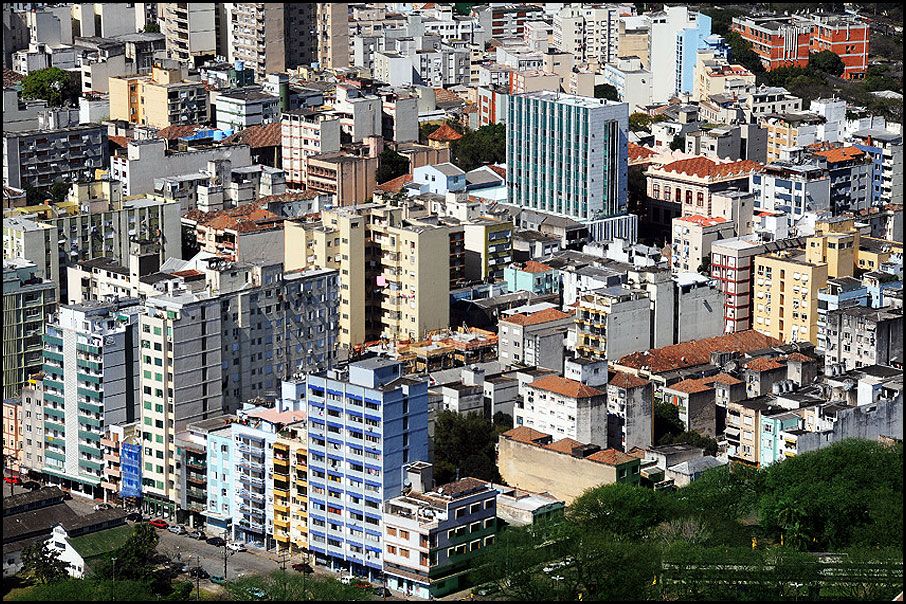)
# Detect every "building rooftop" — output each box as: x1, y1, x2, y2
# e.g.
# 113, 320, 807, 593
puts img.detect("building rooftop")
528, 375, 604, 399
618, 330, 782, 374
